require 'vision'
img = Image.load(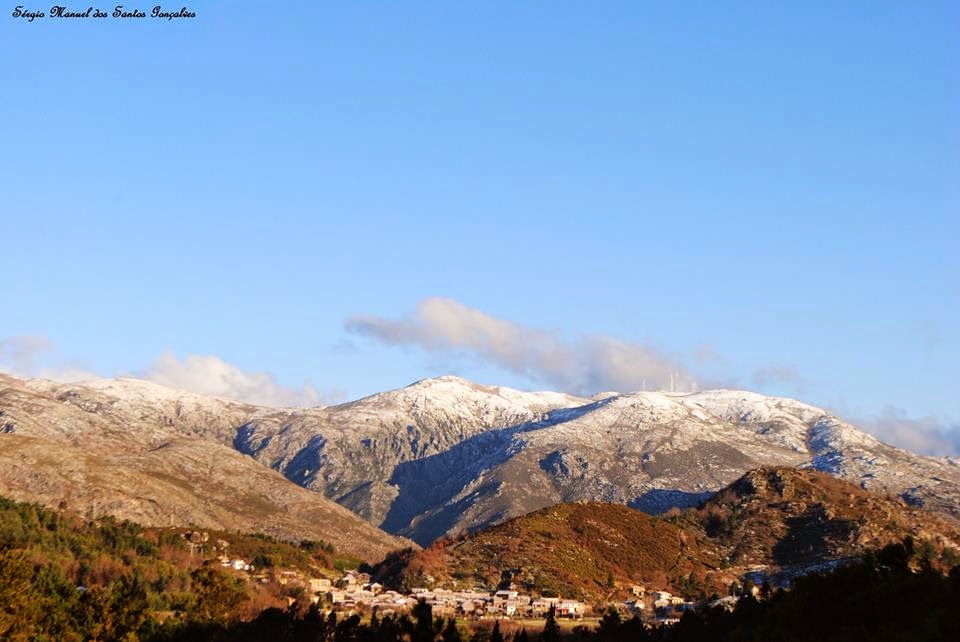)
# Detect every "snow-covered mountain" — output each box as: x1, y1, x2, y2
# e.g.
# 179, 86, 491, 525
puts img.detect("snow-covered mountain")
2, 373, 958, 547
0, 374, 410, 560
